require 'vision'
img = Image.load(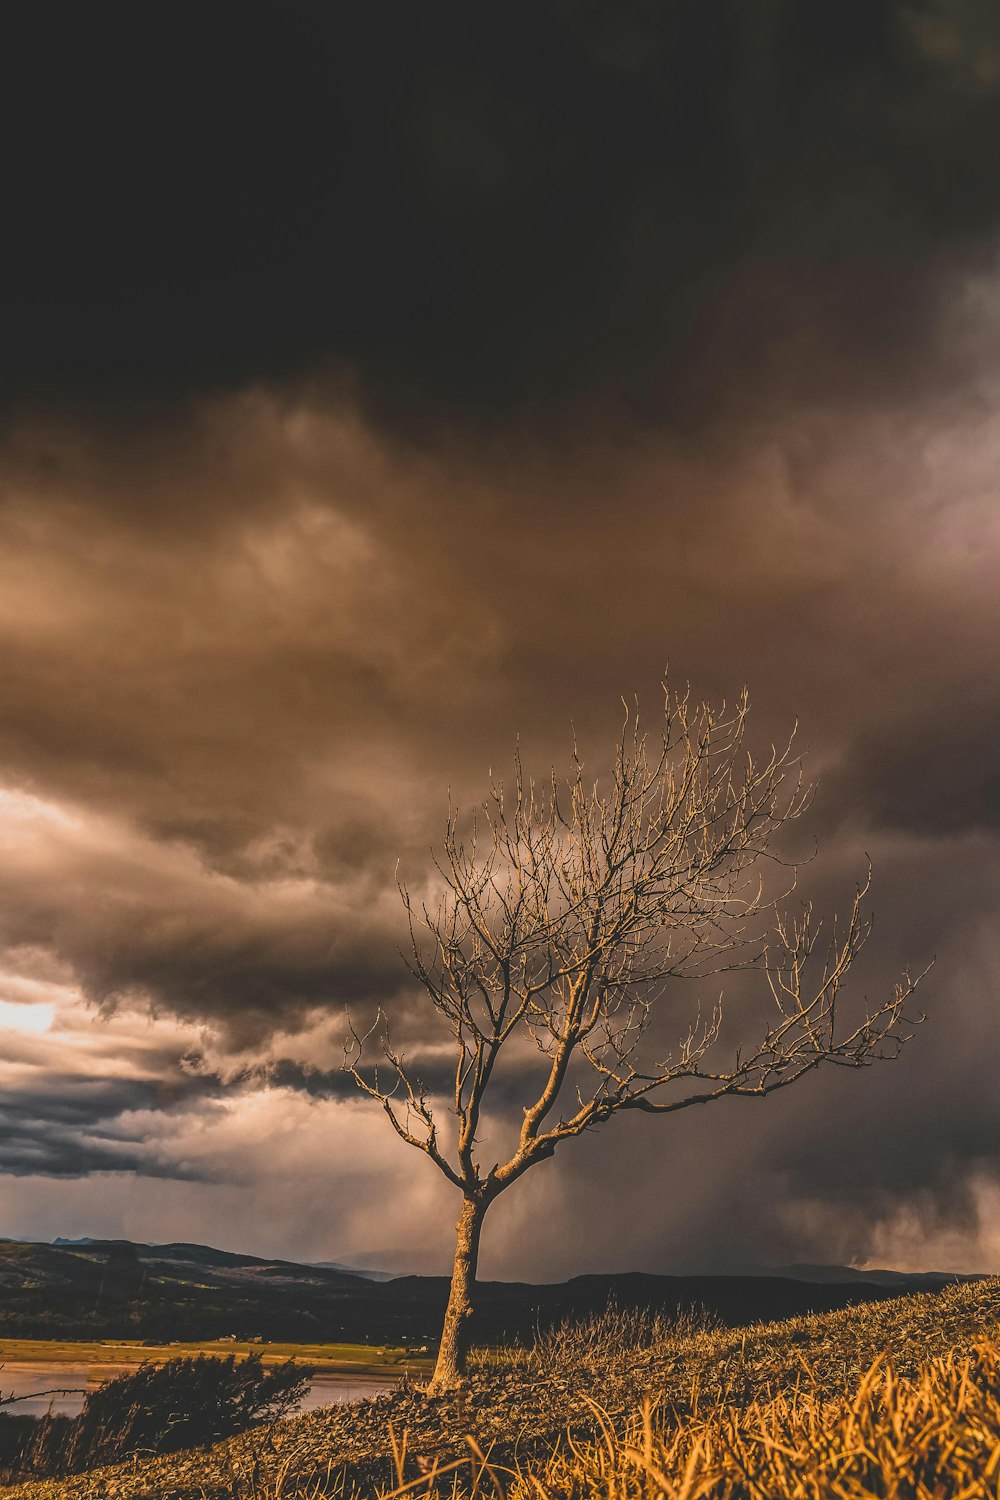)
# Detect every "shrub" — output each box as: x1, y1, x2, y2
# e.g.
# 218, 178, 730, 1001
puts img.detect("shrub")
20, 1352, 313, 1478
